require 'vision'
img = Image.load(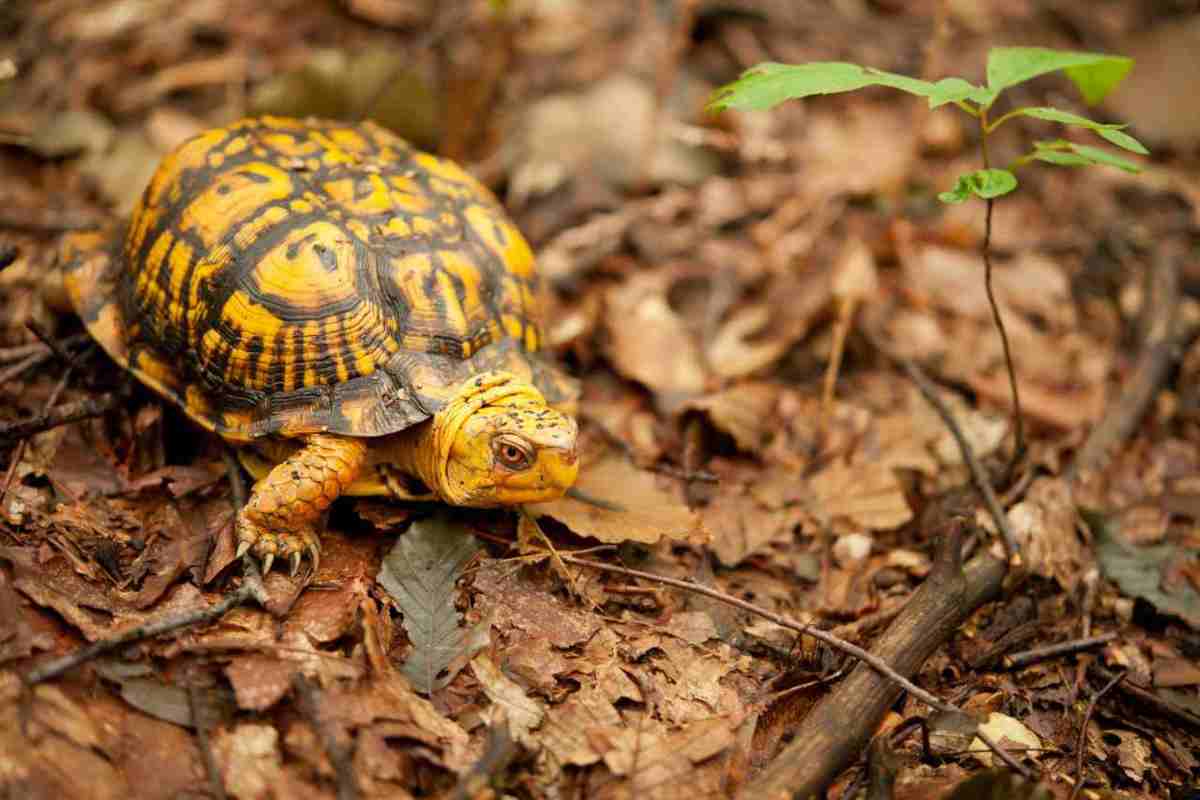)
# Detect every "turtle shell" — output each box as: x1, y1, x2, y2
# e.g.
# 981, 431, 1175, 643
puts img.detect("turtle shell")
62, 116, 577, 442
